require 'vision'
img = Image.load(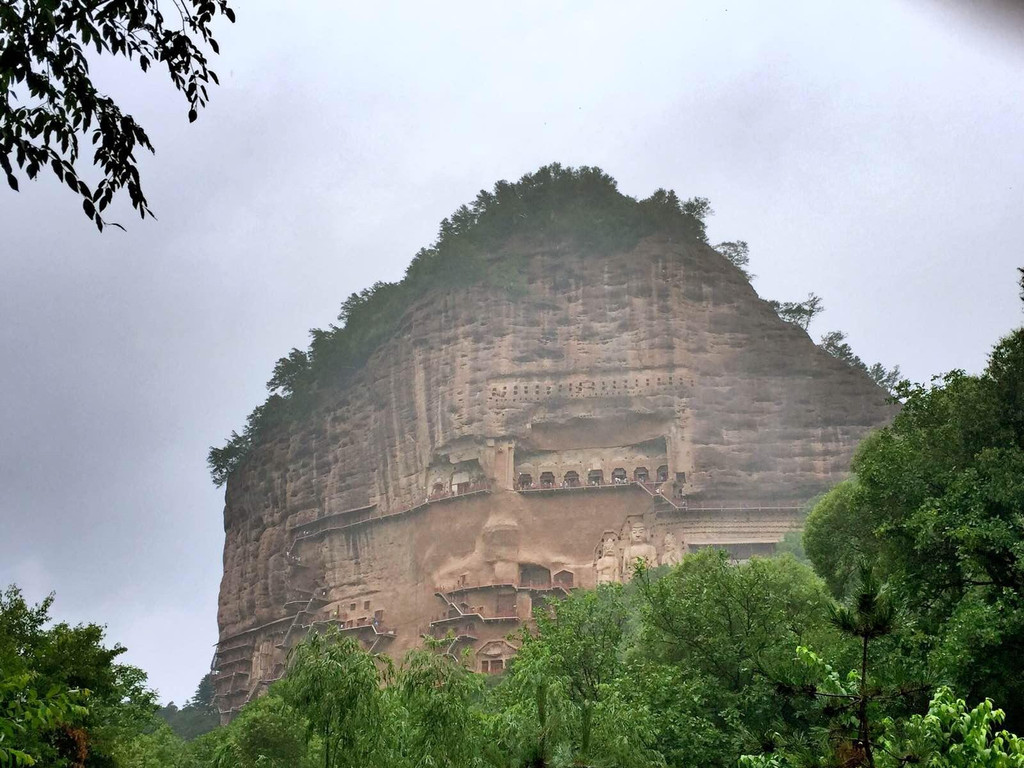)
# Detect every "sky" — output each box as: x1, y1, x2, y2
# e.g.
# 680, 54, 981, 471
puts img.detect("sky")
1, 0, 1022, 705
